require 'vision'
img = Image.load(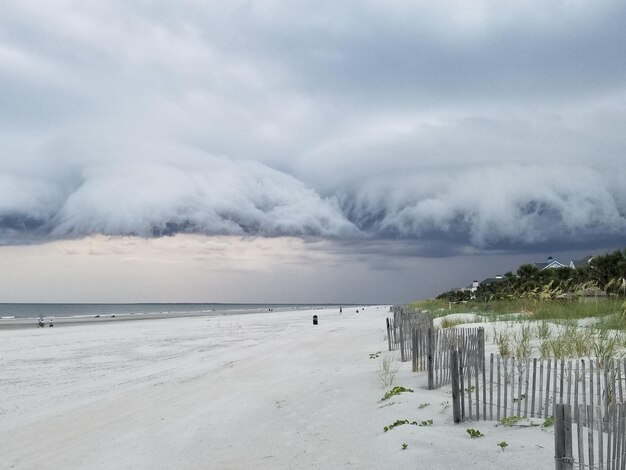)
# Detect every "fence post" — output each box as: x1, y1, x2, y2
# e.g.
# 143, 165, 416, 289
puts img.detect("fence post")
479, 328, 486, 420
451, 349, 461, 423
399, 319, 405, 362
555, 404, 574, 470
427, 327, 434, 390
386, 318, 392, 351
